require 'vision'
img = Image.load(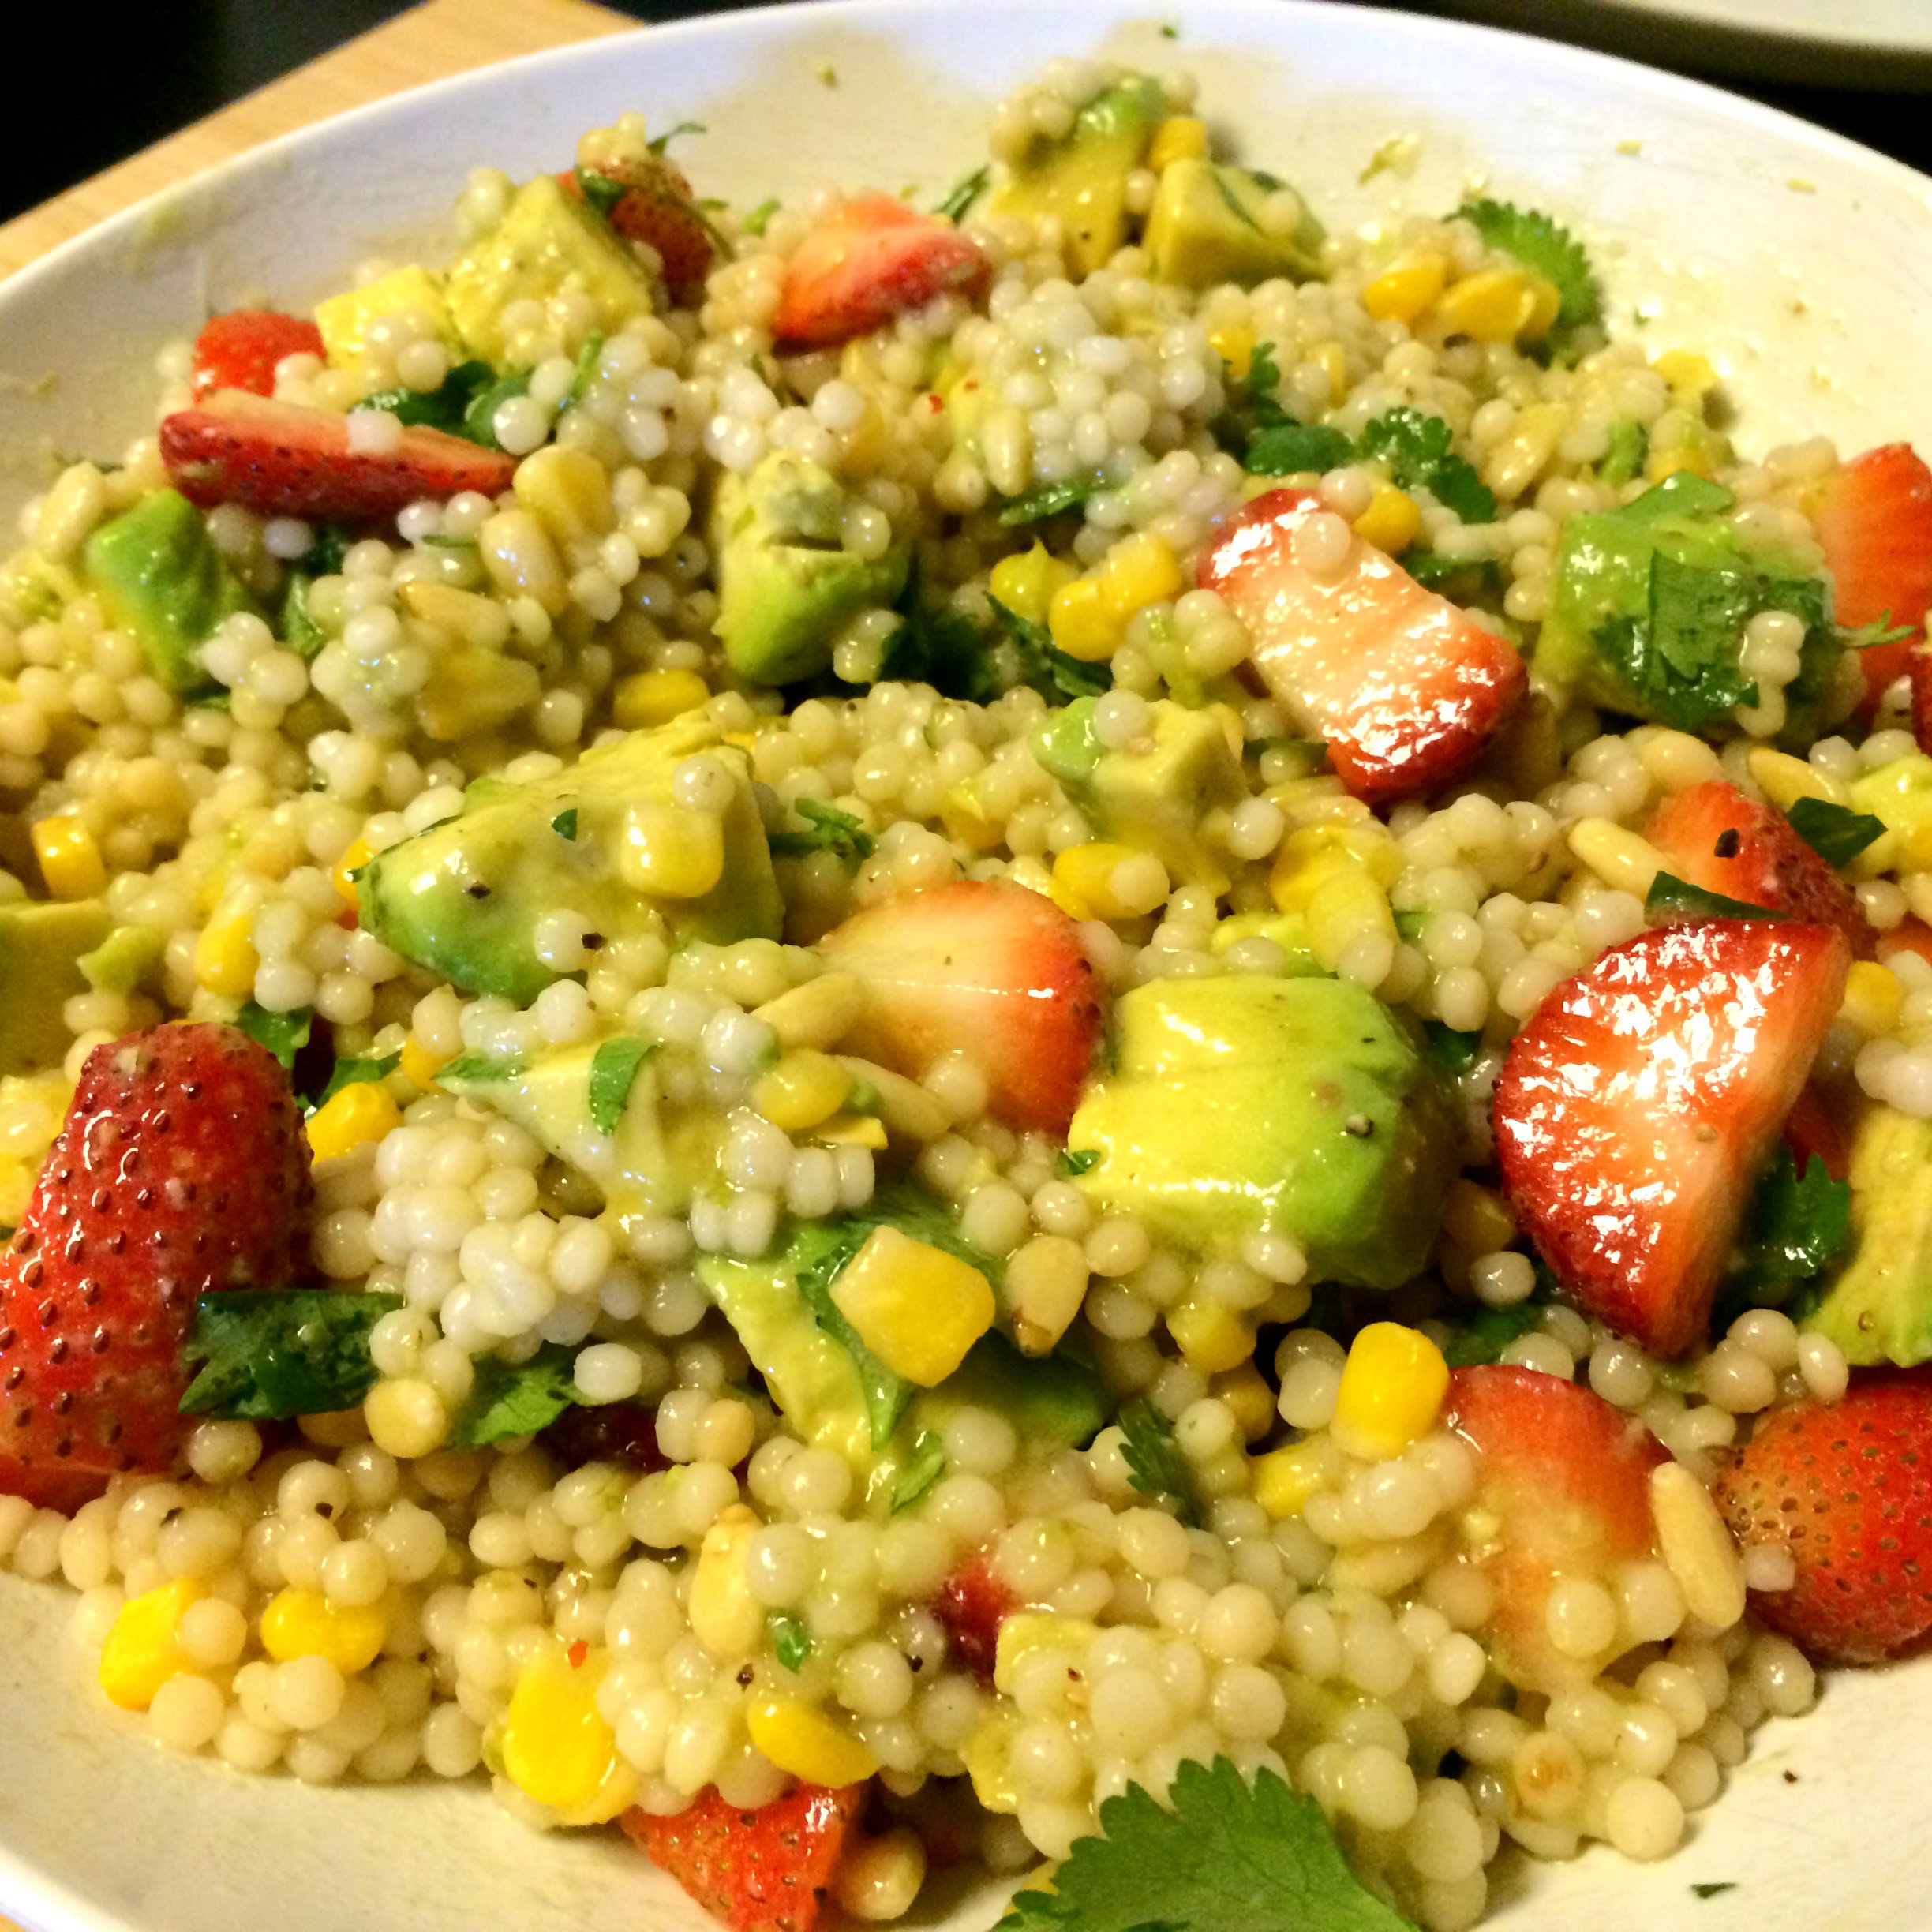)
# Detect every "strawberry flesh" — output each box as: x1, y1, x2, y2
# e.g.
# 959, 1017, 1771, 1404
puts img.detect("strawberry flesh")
563, 158, 718, 305
0, 1024, 313, 1510
1810, 443, 1932, 709
1444, 1365, 1668, 1692
1646, 778, 1874, 956
1198, 486, 1526, 803
191, 311, 325, 401
932, 1551, 1019, 1679
1493, 919, 1851, 1358
773, 193, 990, 350
160, 391, 514, 522
1713, 1371, 1932, 1664
818, 878, 1103, 1136
624, 1781, 863, 1932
